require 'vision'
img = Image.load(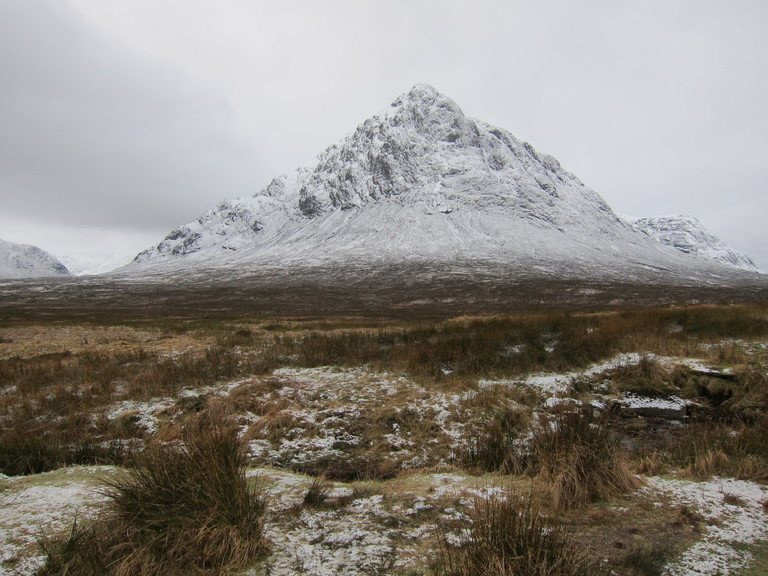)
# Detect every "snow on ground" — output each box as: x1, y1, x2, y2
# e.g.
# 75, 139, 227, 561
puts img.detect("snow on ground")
246, 468, 512, 576
643, 477, 768, 576
480, 352, 644, 396
480, 351, 734, 418
107, 377, 255, 436
6, 465, 763, 576
250, 366, 469, 469
6, 353, 761, 574
257, 494, 397, 576
622, 392, 687, 411
101, 352, 735, 473
0, 467, 115, 576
